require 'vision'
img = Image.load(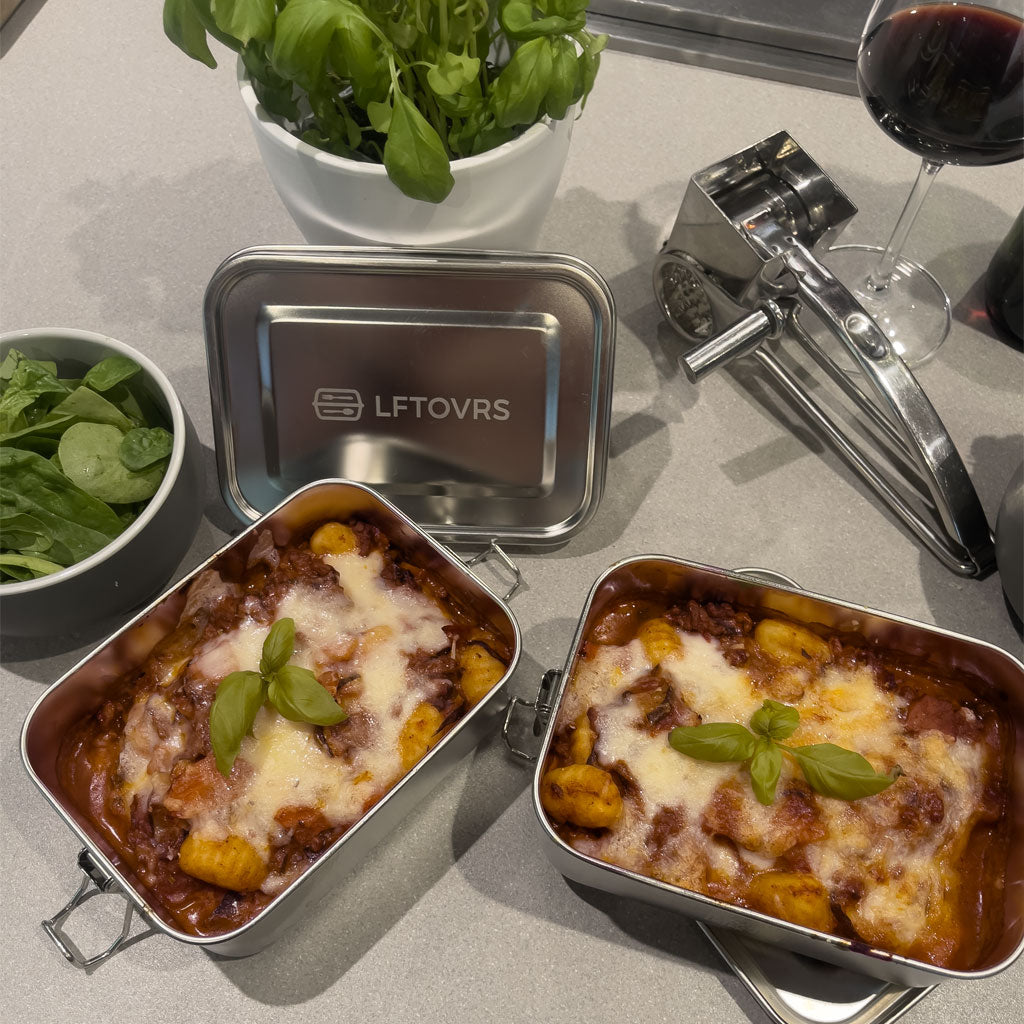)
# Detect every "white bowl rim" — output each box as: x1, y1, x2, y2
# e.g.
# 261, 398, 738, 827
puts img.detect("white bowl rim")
0, 327, 188, 596
236, 58, 566, 179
